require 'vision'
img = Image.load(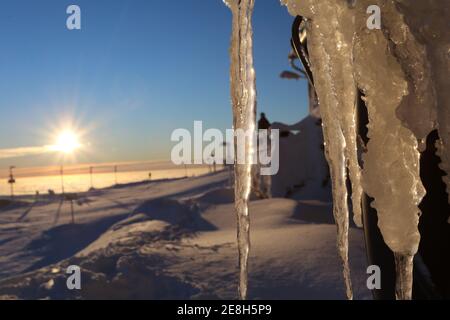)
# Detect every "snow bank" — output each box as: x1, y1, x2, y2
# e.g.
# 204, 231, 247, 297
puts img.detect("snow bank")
0, 176, 370, 300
